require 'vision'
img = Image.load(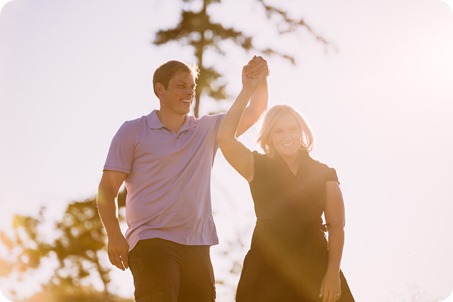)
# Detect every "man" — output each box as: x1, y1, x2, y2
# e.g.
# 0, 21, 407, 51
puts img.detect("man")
97, 56, 268, 302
